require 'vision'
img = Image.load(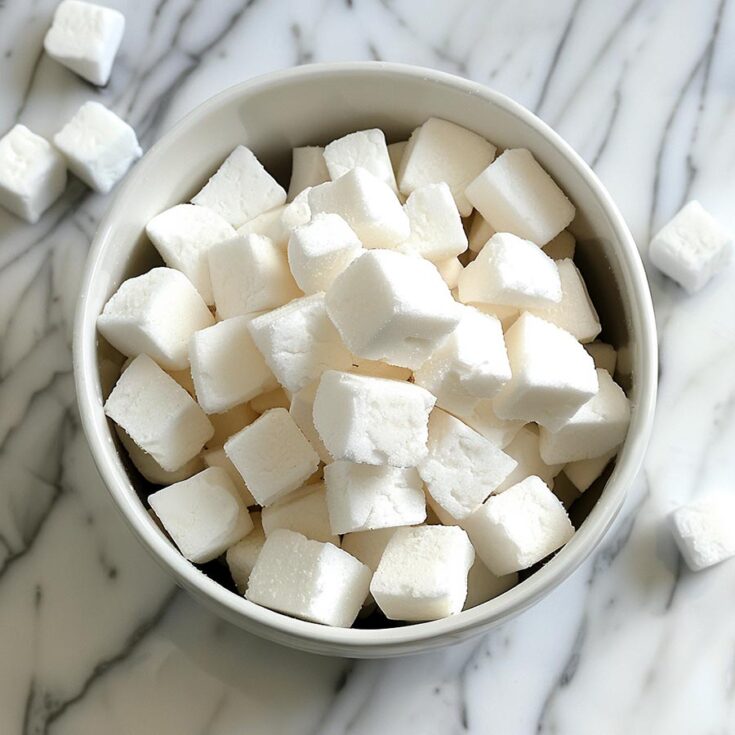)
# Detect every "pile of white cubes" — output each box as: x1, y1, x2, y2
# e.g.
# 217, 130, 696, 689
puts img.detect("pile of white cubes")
99, 117, 634, 628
